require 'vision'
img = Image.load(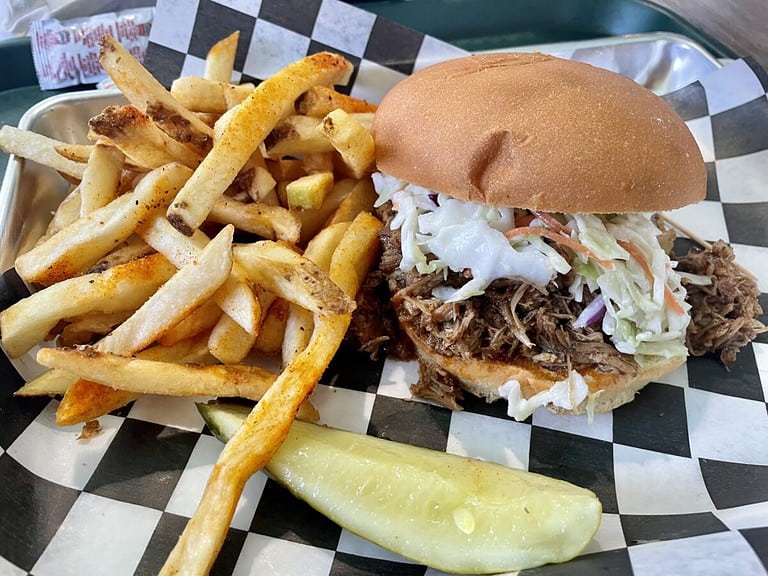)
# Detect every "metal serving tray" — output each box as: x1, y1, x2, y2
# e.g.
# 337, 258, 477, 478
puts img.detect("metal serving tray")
485, 31, 723, 94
